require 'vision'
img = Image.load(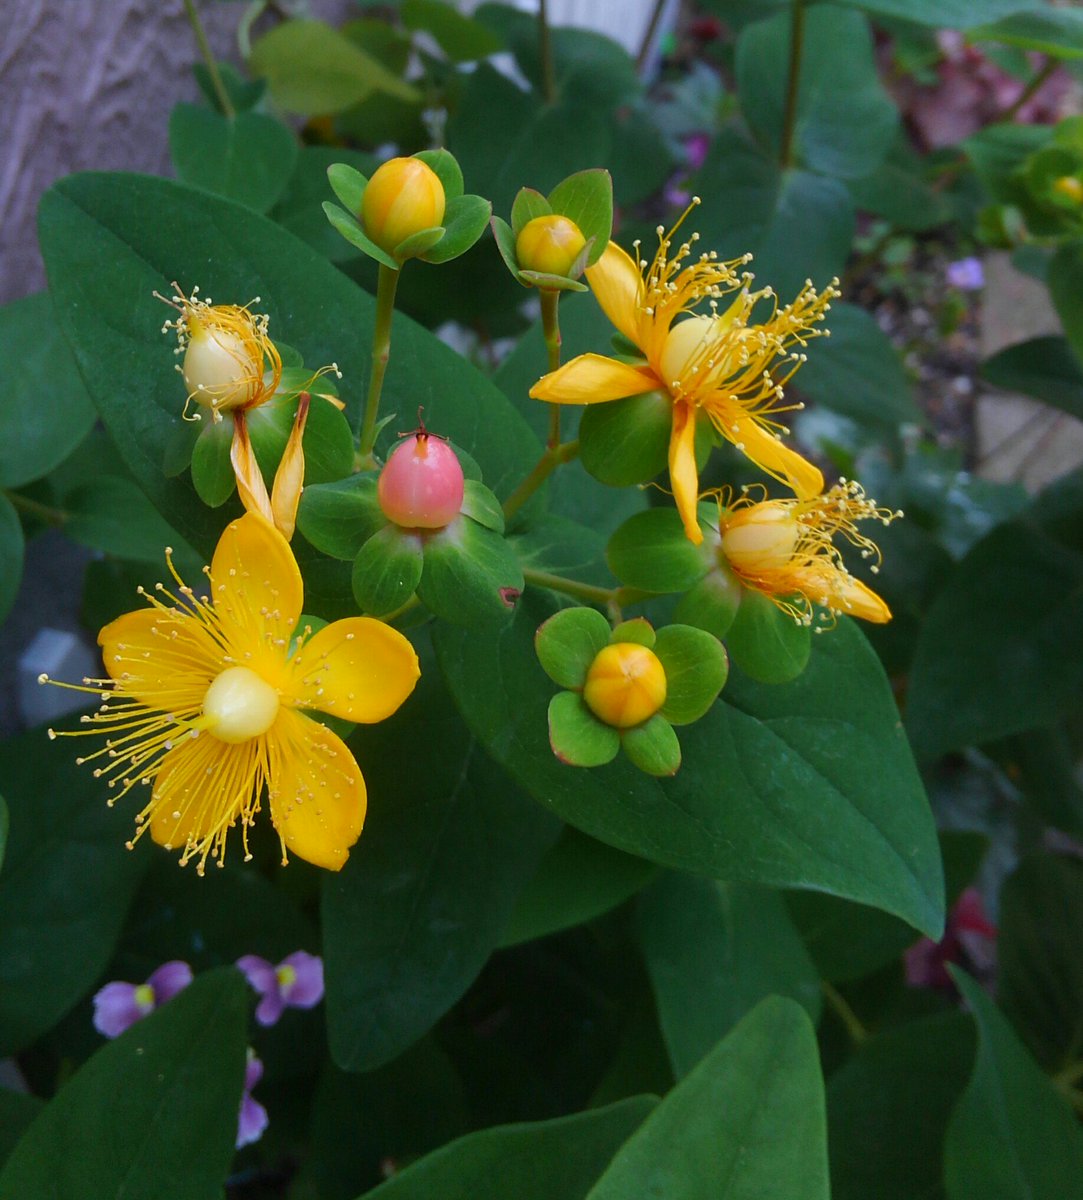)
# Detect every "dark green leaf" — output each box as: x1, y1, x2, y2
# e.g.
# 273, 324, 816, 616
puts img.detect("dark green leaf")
981, 335, 1083, 420
417, 516, 524, 626
579, 391, 671, 487
194, 61, 266, 115
972, 10, 1083, 59
64, 476, 196, 564
944, 968, 1083, 1200
0, 495, 23, 625
352, 525, 424, 616
586, 997, 829, 1200
1049, 241, 1083, 369
0, 1089, 42, 1167
639, 876, 821, 1077
271, 147, 376, 262
298, 474, 385, 561
833, 0, 1045, 26
725, 588, 811, 684
673, 565, 743, 641
0, 292, 96, 489
607, 508, 713, 593
402, 0, 503, 62
847, 137, 951, 231
0, 970, 247, 1199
